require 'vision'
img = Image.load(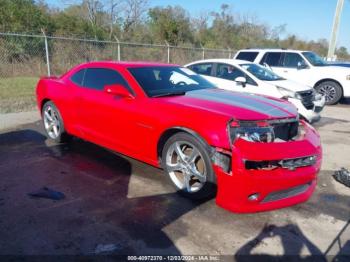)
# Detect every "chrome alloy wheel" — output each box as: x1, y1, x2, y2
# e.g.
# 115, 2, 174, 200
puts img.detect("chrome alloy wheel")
318, 84, 336, 103
43, 105, 61, 139
165, 141, 207, 193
